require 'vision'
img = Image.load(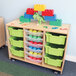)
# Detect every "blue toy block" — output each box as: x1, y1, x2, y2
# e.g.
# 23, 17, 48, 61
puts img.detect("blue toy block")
33, 47, 37, 50
52, 27, 58, 29
44, 14, 56, 21
29, 46, 33, 49
37, 48, 42, 50
24, 12, 33, 19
